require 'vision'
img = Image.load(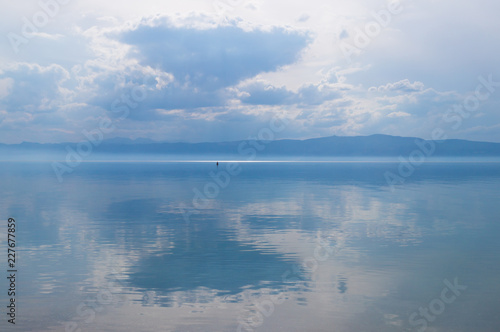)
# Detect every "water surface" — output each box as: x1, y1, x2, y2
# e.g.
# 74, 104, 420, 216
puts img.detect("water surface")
1, 161, 499, 331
